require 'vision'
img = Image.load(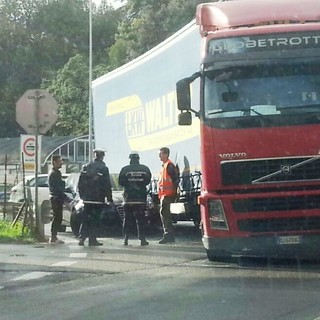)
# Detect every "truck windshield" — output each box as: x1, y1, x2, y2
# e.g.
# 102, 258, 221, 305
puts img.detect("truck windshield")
204, 61, 320, 128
